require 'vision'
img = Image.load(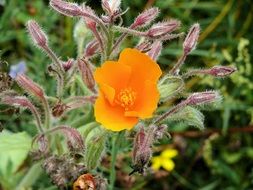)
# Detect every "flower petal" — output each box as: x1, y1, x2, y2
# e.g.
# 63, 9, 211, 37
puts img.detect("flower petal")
162, 159, 175, 171
94, 92, 138, 131
161, 149, 178, 158
151, 157, 162, 171
119, 48, 162, 83
99, 83, 115, 105
126, 80, 160, 118
94, 61, 131, 92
